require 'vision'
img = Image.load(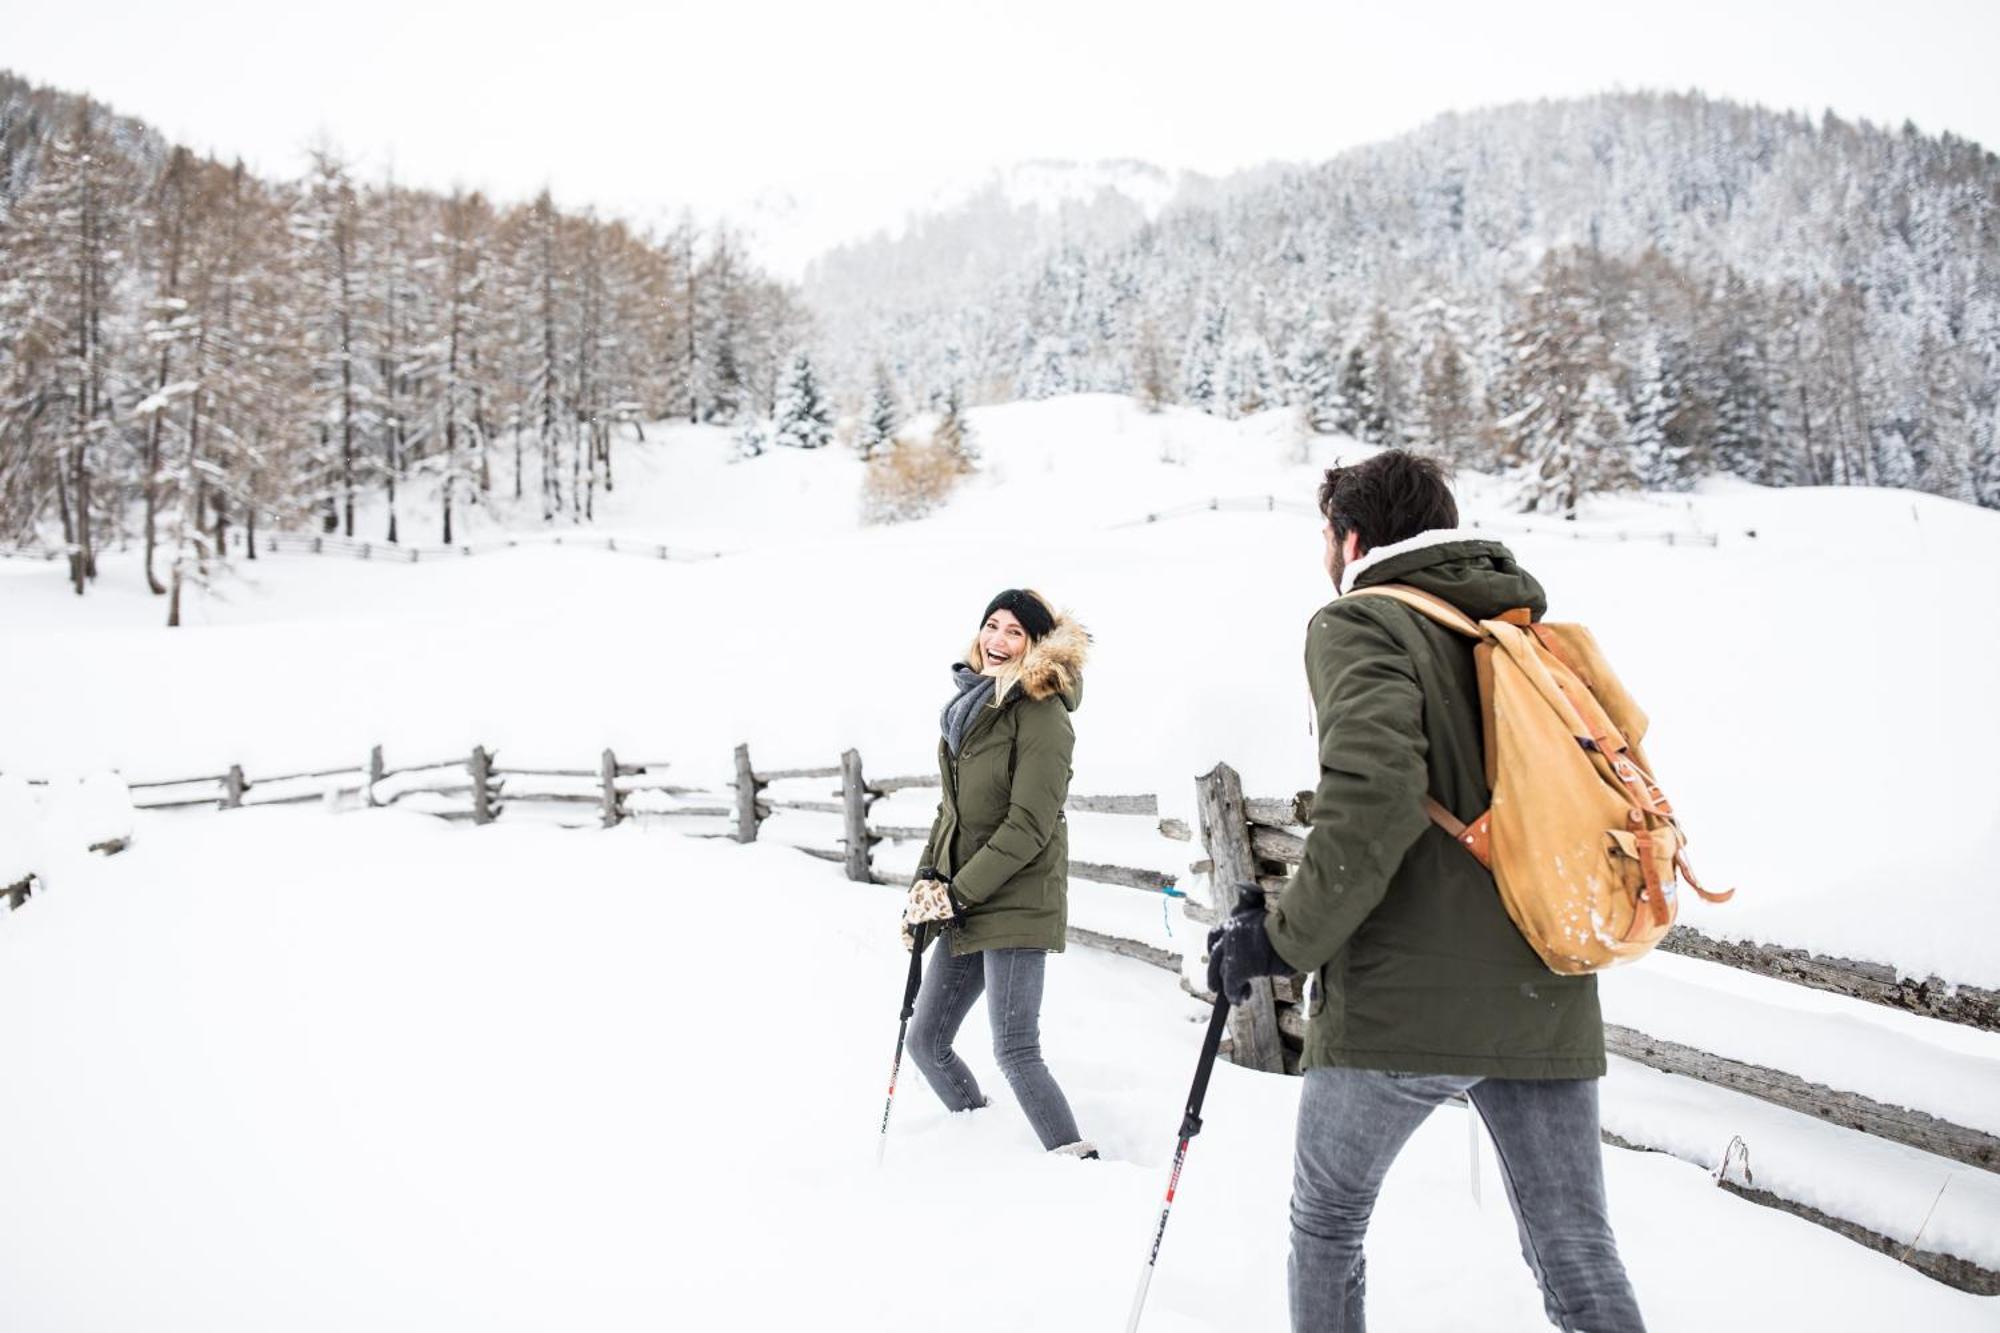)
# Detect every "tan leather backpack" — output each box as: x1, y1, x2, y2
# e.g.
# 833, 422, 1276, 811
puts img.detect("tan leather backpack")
1348, 583, 1733, 974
